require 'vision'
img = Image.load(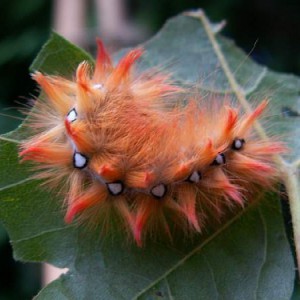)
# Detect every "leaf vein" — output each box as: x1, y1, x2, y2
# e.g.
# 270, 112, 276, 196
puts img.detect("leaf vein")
0, 177, 33, 192
12, 226, 74, 244
165, 278, 175, 300
202, 254, 220, 300
132, 203, 257, 299
253, 208, 268, 299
